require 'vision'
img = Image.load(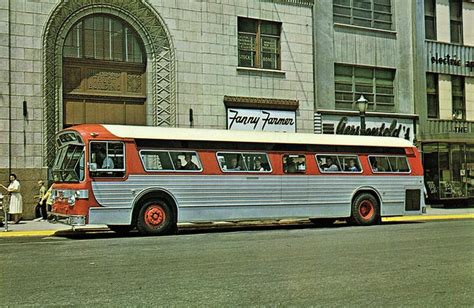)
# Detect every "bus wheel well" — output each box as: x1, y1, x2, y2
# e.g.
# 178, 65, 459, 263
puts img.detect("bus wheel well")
132, 191, 178, 228
350, 189, 381, 225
